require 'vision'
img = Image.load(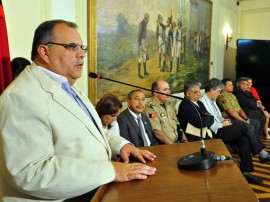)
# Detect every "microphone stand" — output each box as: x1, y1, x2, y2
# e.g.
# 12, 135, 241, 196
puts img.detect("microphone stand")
177, 98, 216, 171
89, 72, 217, 171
